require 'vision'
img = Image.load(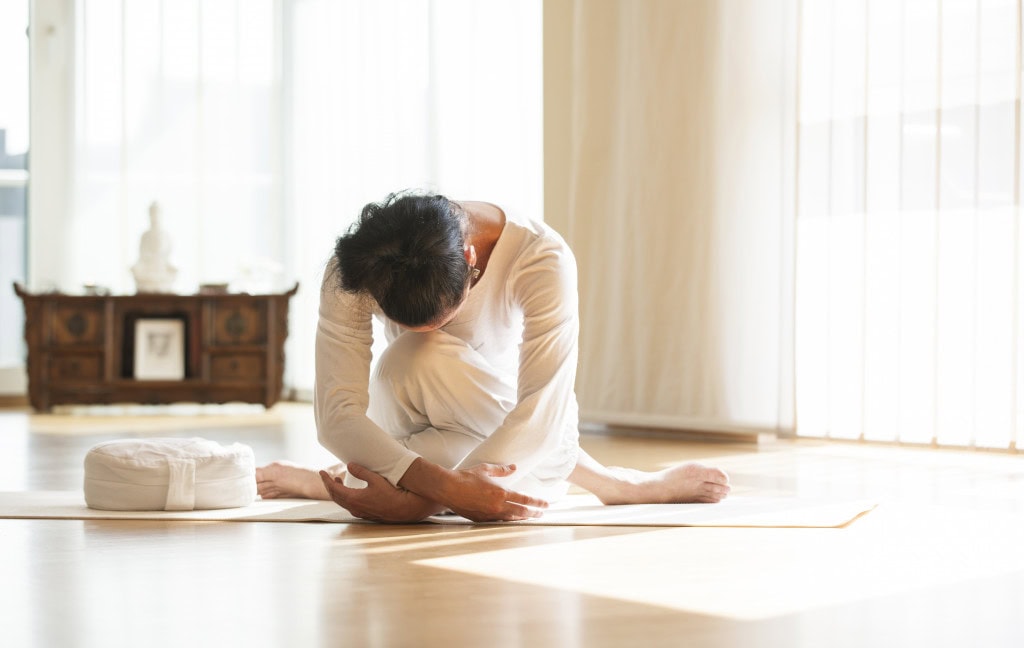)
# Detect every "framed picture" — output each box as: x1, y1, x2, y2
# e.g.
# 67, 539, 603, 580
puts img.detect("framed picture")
133, 318, 185, 380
